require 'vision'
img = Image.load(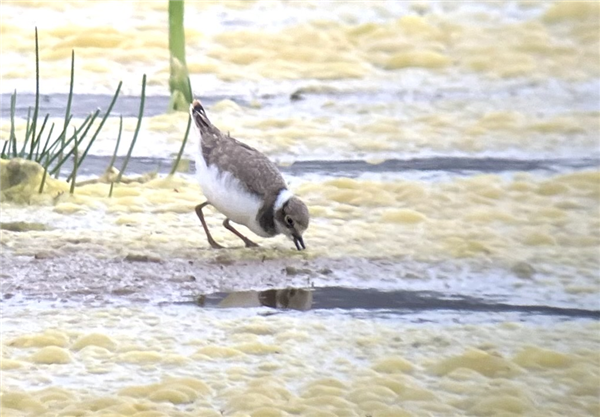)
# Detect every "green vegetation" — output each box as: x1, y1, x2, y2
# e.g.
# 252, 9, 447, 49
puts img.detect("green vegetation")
116, 74, 146, 184
169, 76, 193, 175
1, 28, 142, 196
4, 20, 194, 198
107, 116, 123, 198
168, 0, 192, 112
